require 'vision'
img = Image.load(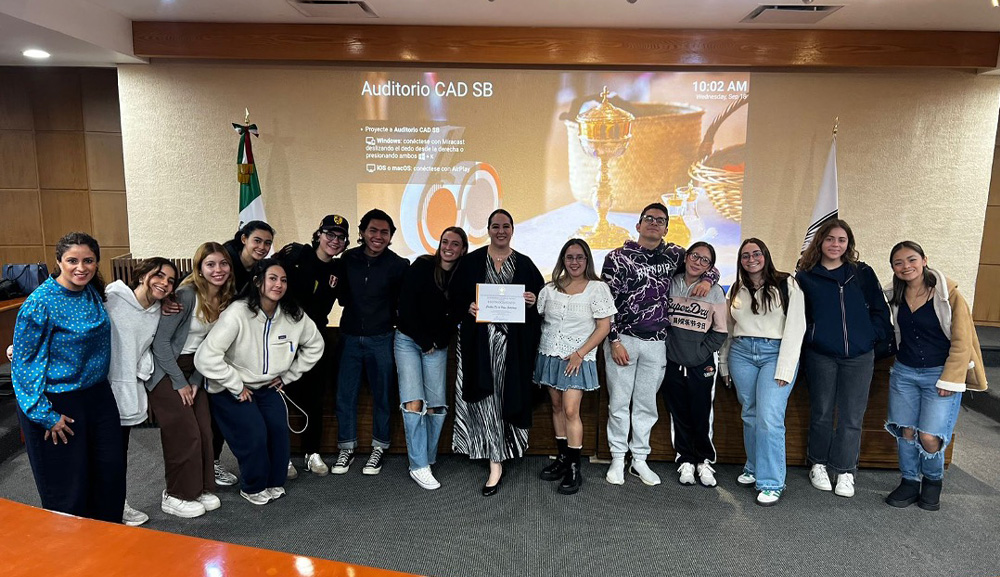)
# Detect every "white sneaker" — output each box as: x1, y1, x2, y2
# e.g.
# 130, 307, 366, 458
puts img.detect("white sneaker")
809, 463, 833, 491
197, 492, 221, 511
677, 462, 696, 486
161, 491, 206, 518
737, 470, 756, 487
122, 501, 149, 526
305, 453, 329, 476
696, 461, 718, 488
629, 459, 661, 486
606, 457, 625, 485
213, 460, 238, 486
756, 489, 782, 506
834, 473, 855, 498
267, 487, 286, 500
409, 466, 441, 490
287, 460, 298, 480
240, 489, 271, 506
